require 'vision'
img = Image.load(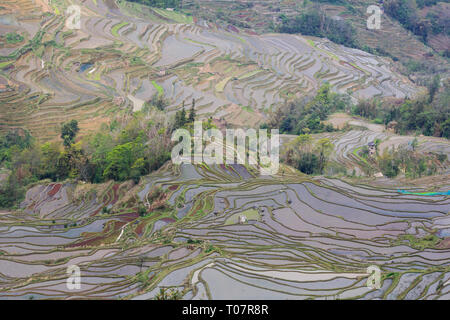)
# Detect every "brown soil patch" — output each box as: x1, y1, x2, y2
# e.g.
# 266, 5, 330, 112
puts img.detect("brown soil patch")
437, 238, 450, 249
223, 103, 263, 127
324, 112, 352, 130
